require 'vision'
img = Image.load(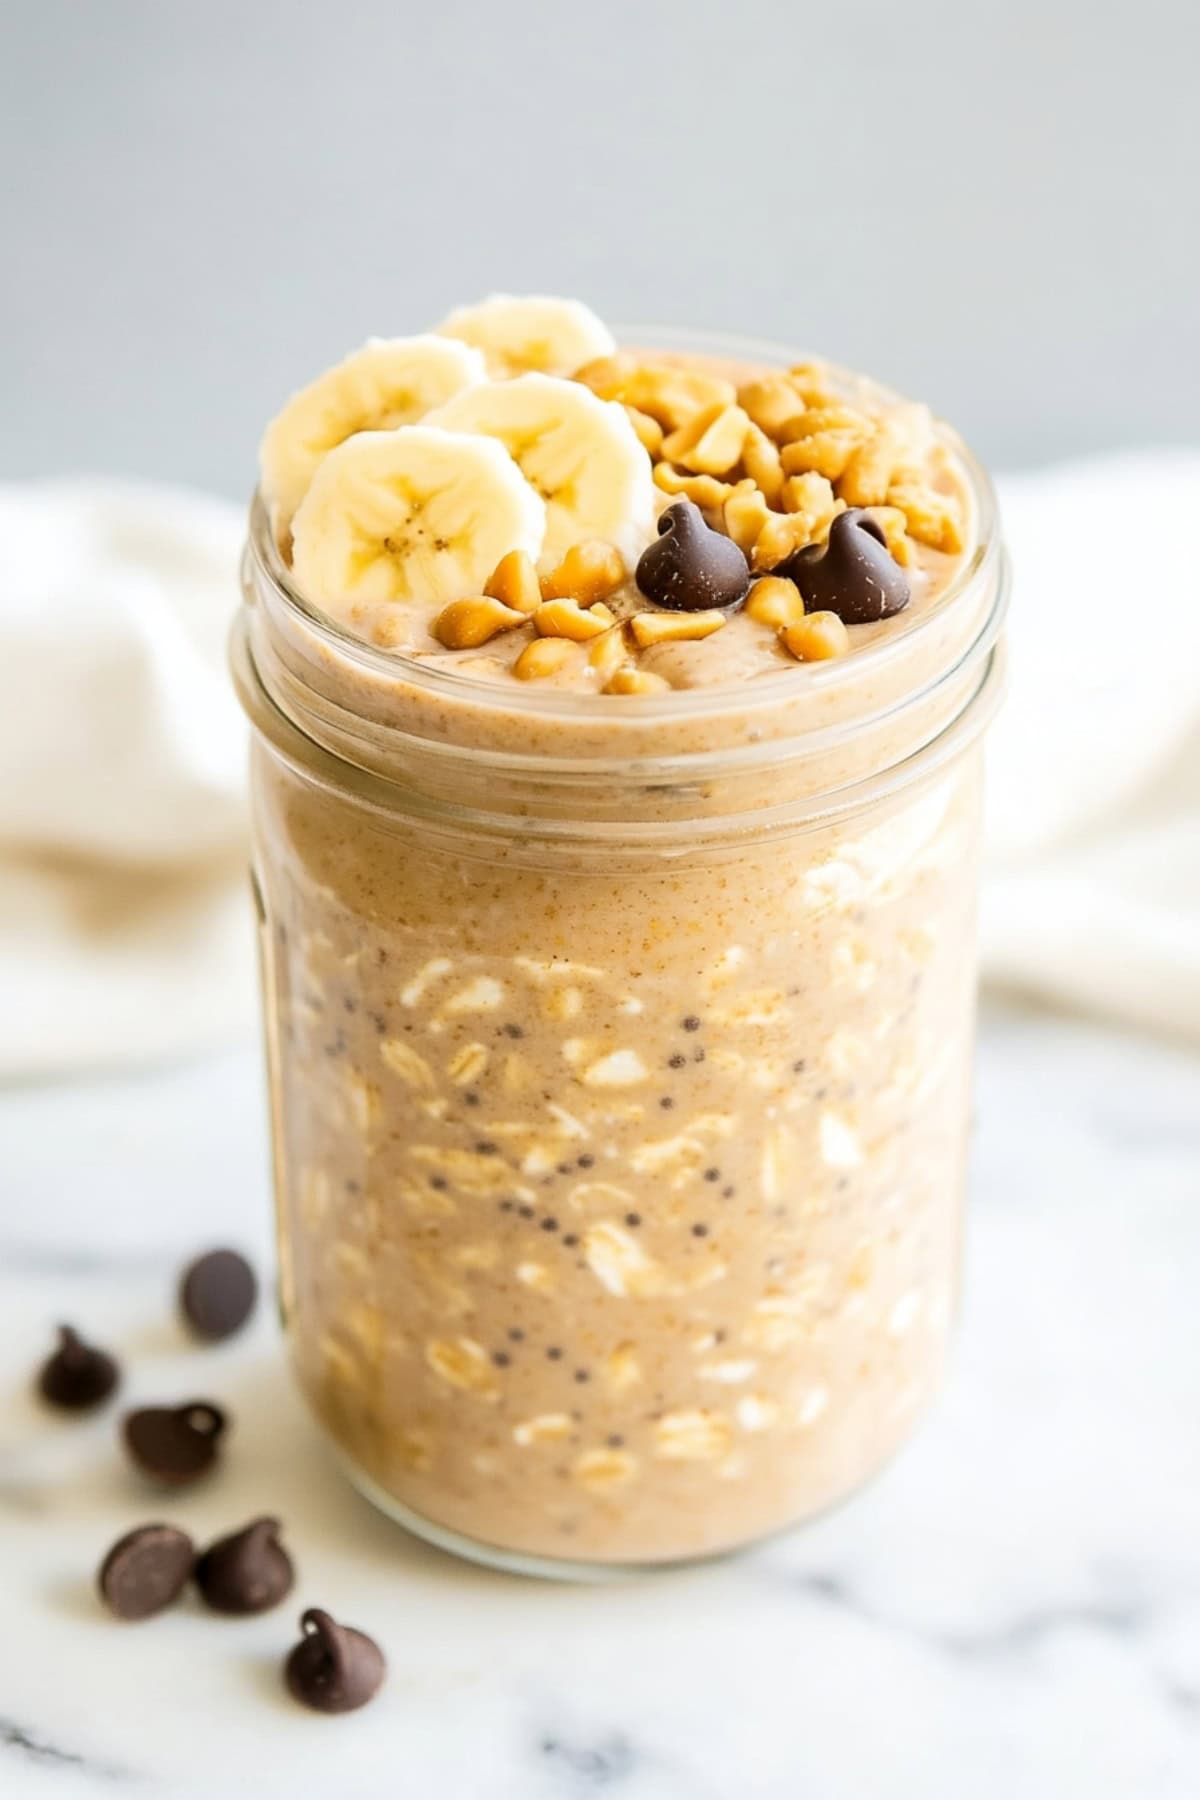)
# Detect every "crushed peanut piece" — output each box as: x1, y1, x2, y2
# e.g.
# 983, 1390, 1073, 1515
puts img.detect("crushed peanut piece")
630, 609, 728, 647
865, 505, 914, 567
887, 480, 966, 553
540, 539, 626, 604
573, 351, 637, 398
838, 418, 908, 508
624, 405, 665, 458
745, 576, 805, 630
779, 406, 872, 480
779, 469, 844, 535
620, 365, 737, 430
432, 596, 526, 650
588, 625, 629, 681
604, 666, 672, 695
484, 548, 542, 614
737, 376, 807, 439
513, 637, 579, 680
653, 463, 736, 518
751, 511, 820, 572
782, 612, 850, 661
662, 403, 750, 476
740, 422, 785, 506
535, 599, 613, 641
723, 480, 774, 555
